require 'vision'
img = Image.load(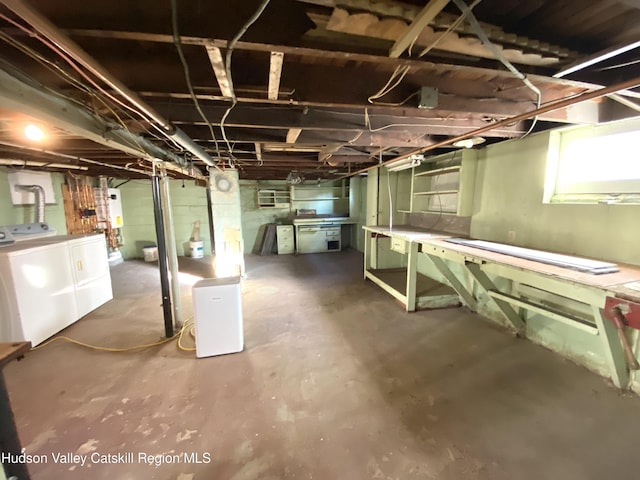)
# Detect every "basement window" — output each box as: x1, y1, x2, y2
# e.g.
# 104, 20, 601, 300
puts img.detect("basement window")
543, 117, 640, 204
